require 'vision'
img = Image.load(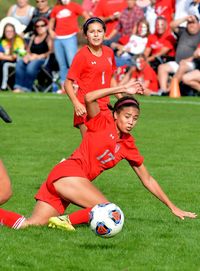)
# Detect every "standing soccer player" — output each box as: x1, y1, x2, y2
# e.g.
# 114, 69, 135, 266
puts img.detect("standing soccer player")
65, 17, 118, 137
